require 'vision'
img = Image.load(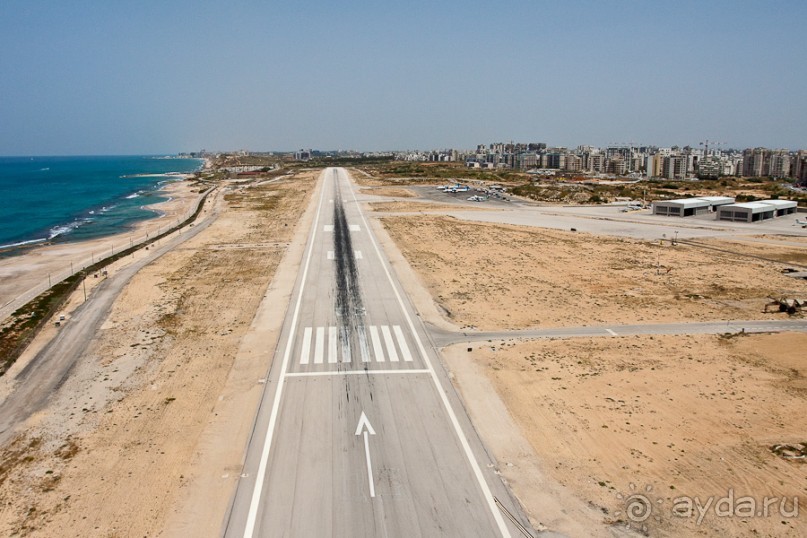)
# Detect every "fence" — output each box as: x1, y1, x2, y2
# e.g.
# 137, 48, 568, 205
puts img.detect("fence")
0, 189, 211, 323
